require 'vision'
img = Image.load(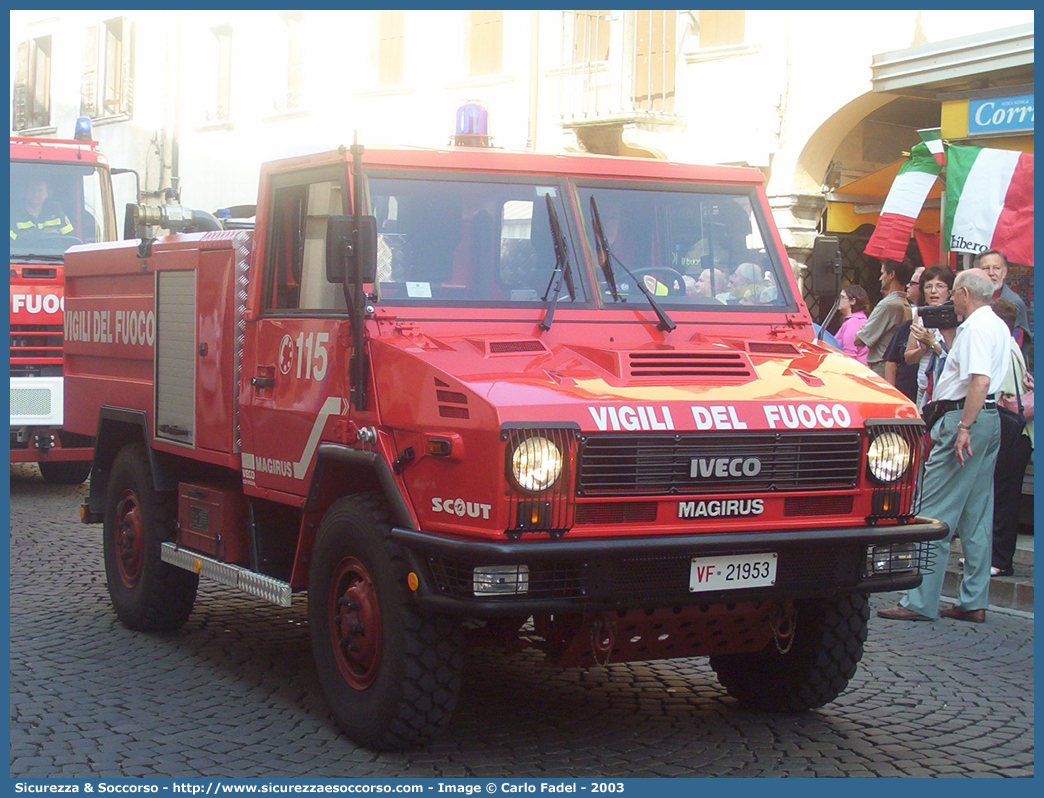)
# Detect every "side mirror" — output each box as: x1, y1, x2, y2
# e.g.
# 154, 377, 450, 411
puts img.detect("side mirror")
809, 236, 842, 297
326, 215, 378, 284
123, 203, 138, 241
